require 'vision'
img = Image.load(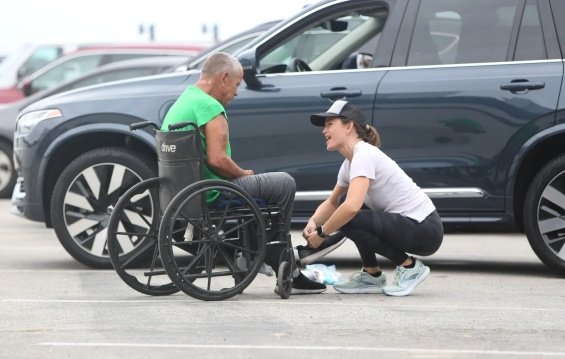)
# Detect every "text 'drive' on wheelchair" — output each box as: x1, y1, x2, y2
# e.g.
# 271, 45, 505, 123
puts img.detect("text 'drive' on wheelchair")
106, 120, 296, 301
